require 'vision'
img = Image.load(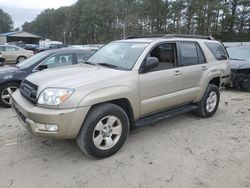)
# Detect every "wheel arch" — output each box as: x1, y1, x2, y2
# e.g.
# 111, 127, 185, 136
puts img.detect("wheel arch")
0, 80, 22, 87
195, 76, 221, 102
82, 98, 135, 131
16, 56, 27, 63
